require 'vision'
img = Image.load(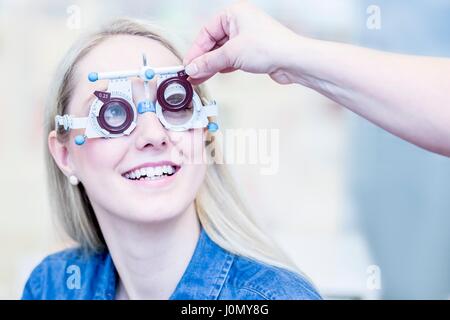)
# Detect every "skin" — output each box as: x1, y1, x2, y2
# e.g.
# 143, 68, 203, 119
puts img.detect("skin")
48, 35, 209, 299
184, 1, 450, 157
